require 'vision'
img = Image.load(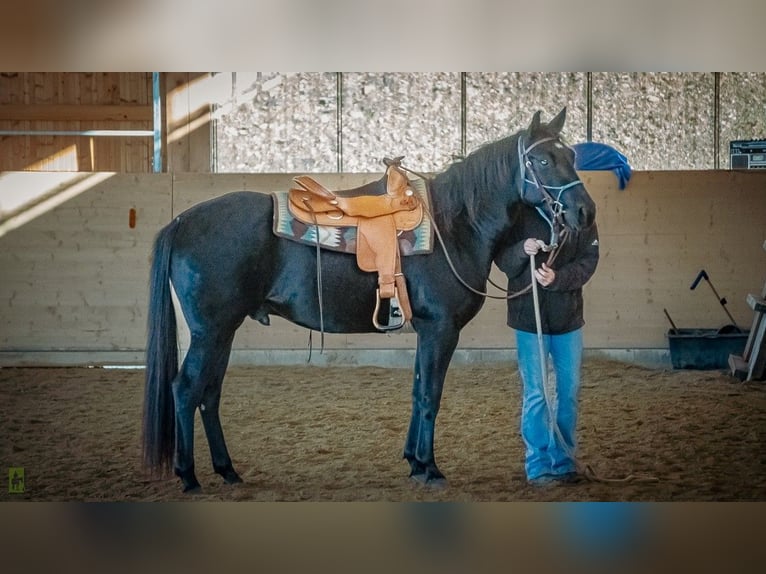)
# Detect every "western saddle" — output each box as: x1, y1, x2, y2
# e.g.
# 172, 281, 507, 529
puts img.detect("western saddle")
287, 157, 423, 330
